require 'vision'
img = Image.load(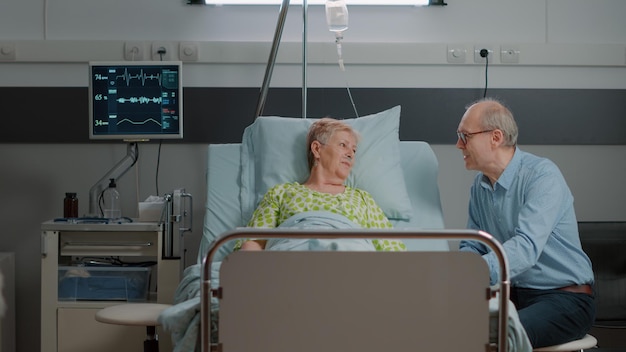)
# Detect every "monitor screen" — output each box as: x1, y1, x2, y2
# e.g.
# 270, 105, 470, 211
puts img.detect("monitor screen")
88, 61, 183, 140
